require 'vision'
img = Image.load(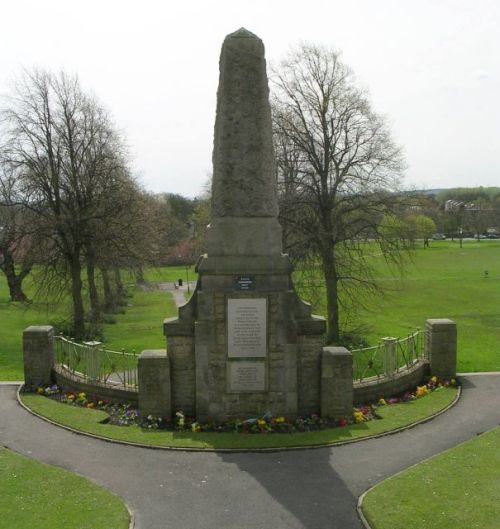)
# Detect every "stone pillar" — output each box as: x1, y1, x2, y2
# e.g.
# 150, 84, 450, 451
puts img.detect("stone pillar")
321, 346, 353, 418
23, 326, 54, 389
425, 319, 457, 379
138, 350, 171, 418
382, 337, 398, 375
